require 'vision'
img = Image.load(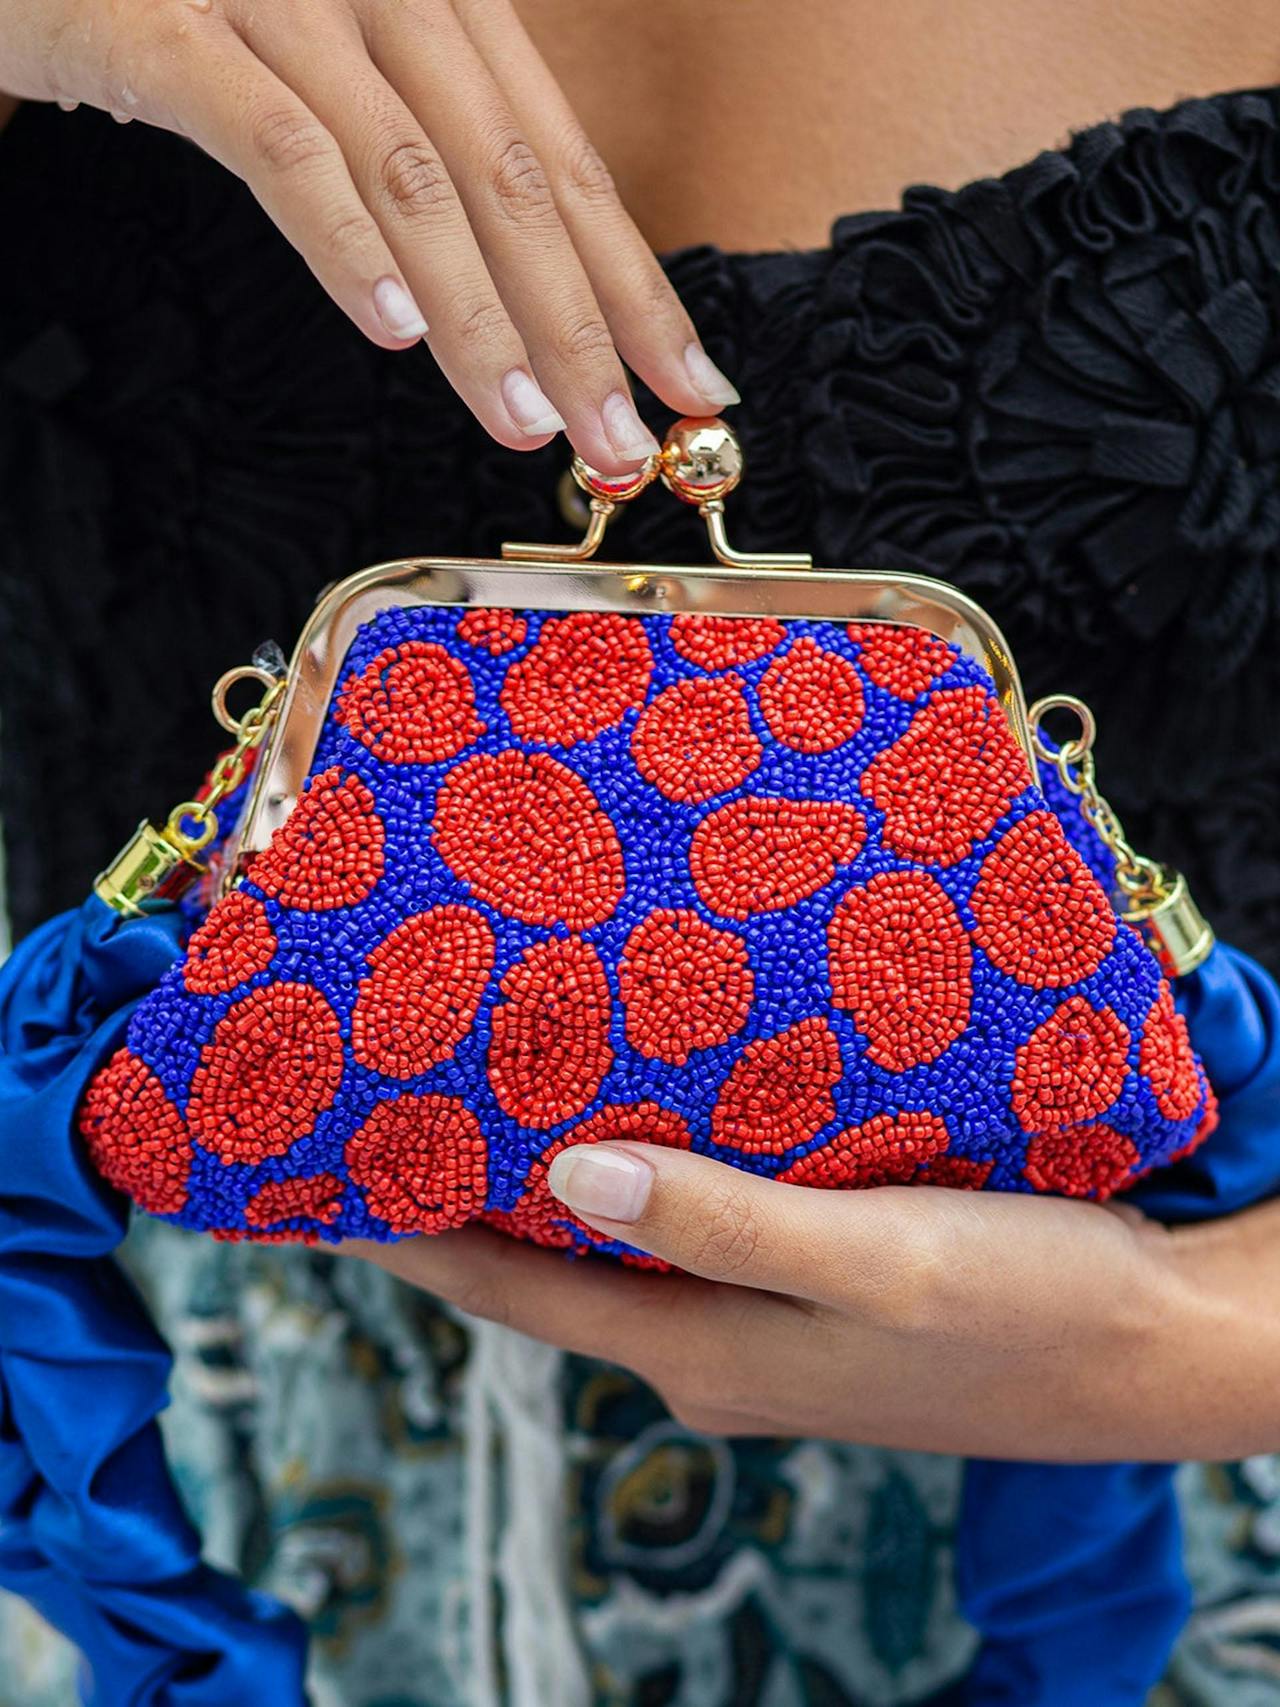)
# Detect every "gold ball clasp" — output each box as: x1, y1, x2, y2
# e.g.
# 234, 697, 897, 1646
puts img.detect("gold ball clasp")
659, 417, 743, 506
571, 453, 659, 505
